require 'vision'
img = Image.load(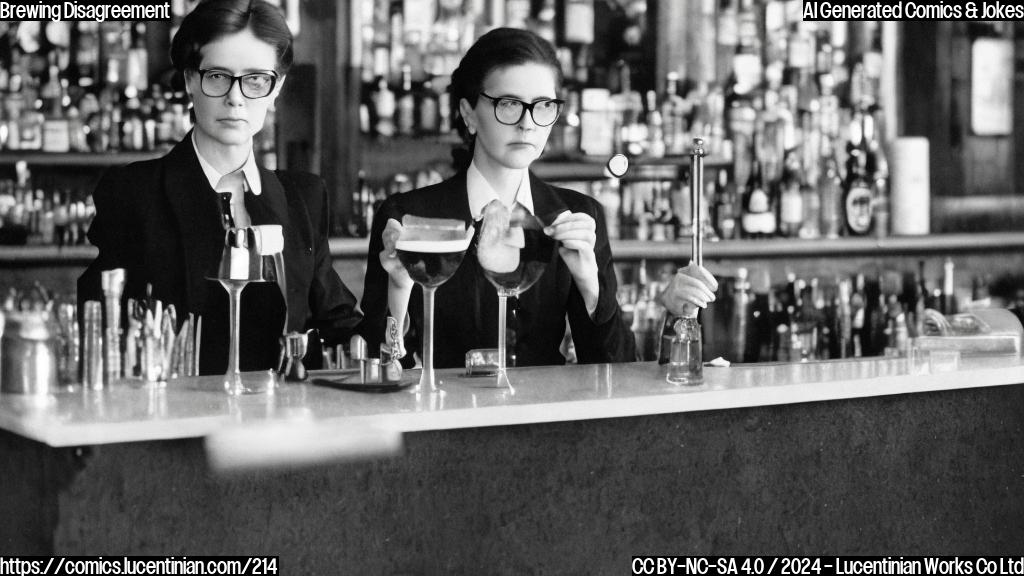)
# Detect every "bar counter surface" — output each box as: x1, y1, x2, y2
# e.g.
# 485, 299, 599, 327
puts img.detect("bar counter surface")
3, 356, 1024, 569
